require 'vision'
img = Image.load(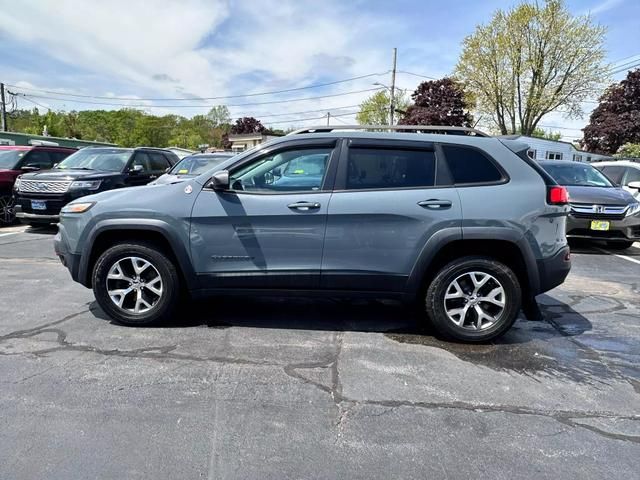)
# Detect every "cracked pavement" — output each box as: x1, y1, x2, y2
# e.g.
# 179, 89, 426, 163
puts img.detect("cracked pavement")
1, 226, 639, 479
